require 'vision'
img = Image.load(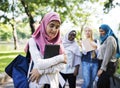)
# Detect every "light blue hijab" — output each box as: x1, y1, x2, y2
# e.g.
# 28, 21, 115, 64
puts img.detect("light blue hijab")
99, 24, 120, 58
